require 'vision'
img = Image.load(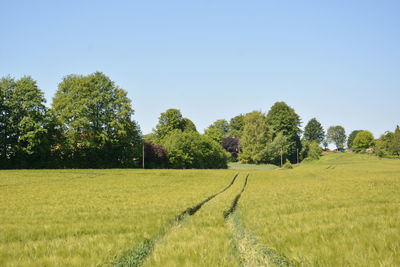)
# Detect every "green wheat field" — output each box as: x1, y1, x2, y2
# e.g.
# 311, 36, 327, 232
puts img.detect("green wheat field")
1, 153, 399, 266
